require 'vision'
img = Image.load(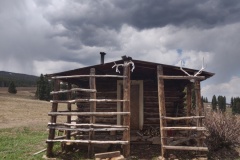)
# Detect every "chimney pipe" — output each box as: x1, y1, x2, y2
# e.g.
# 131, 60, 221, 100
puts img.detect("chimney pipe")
100, 52, 106, 64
